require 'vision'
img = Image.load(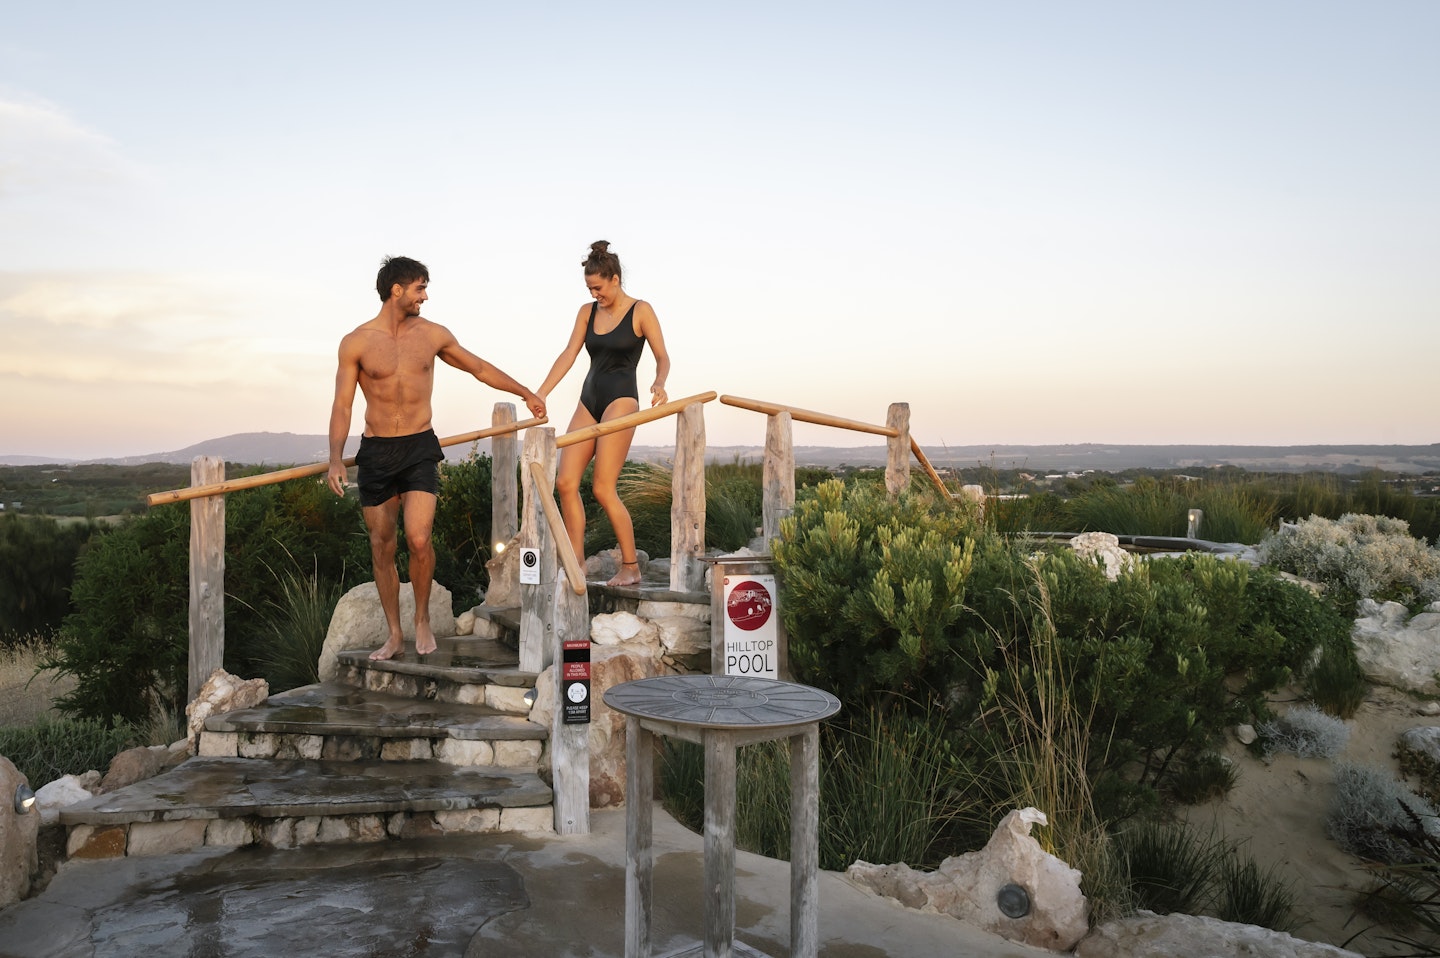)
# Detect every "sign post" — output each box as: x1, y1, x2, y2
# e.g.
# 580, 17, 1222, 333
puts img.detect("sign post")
707, 556, 789, 681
